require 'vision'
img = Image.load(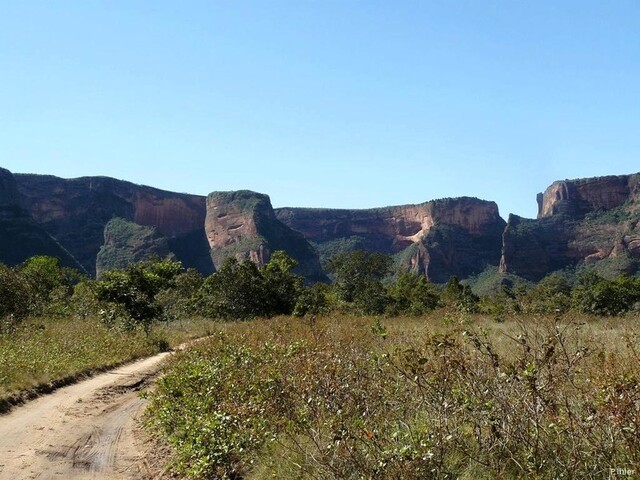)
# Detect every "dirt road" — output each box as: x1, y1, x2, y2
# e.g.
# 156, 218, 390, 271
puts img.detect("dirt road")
0, 352, 171, 480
